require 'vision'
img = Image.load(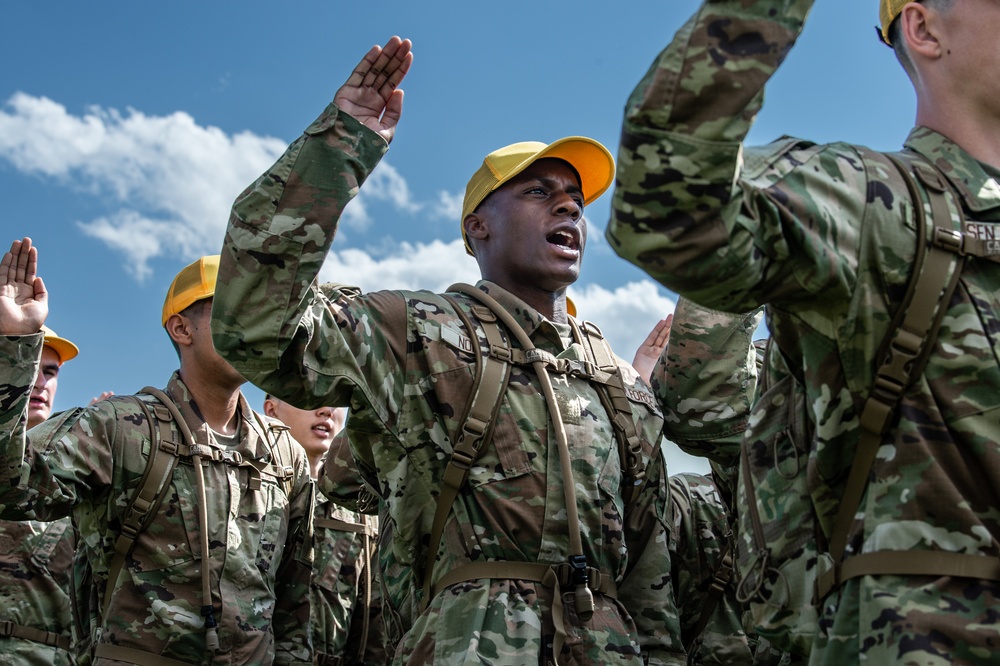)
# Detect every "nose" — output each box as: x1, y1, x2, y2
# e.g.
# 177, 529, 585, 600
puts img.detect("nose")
552, 192, 582, 221
316, 406, 333, 418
